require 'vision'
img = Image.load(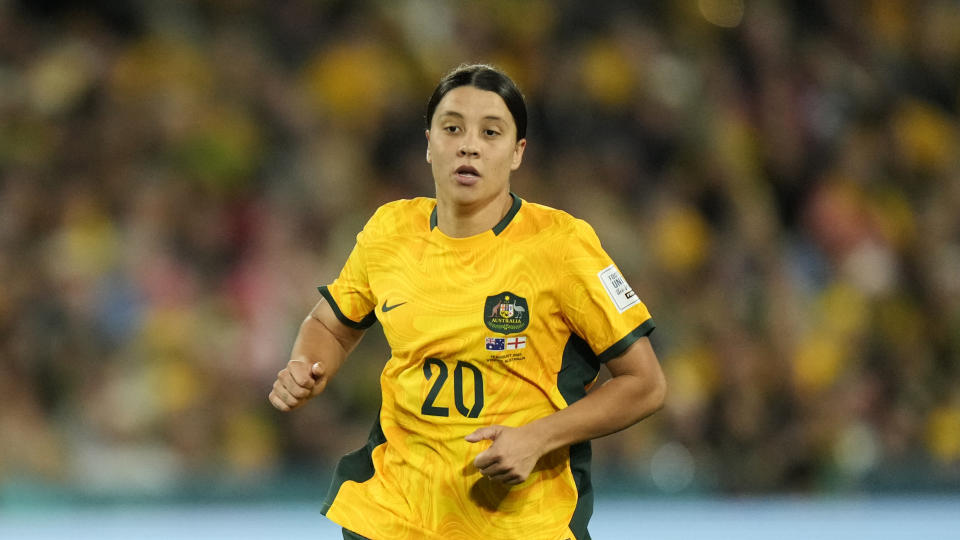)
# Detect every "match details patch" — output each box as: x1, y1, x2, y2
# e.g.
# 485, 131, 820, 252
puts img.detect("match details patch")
598, 264, 639, 313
